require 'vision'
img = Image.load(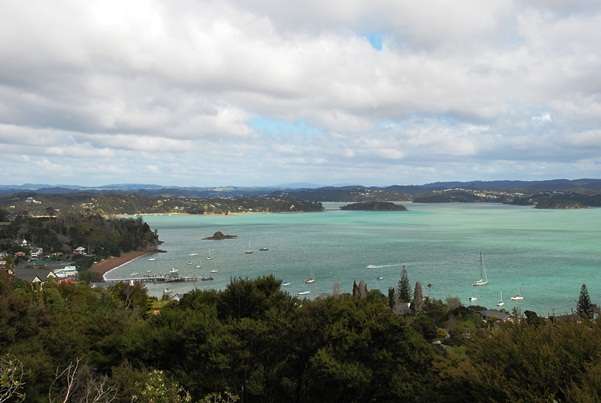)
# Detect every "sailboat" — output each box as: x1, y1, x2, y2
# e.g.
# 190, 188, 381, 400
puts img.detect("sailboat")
497, 291, 505, 307
511, 288, 524, 301
472, 252, 489, 286
244, 240, 254, 254
206, 249, 214, 260
304, 270, 315, 284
